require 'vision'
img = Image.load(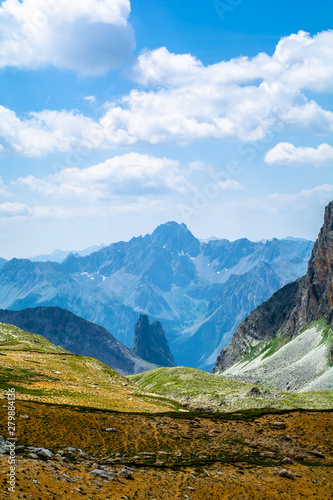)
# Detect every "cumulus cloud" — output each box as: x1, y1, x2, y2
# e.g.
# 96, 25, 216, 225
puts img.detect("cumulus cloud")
16, 153, 189, 199
264, 142, 333, 166
133, 31, 333, 92
0, 106, 105, 157
0, 0, 135, 75
0, 202, 32, 217
0, 30, 332, 155
103, 30, 333, 144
